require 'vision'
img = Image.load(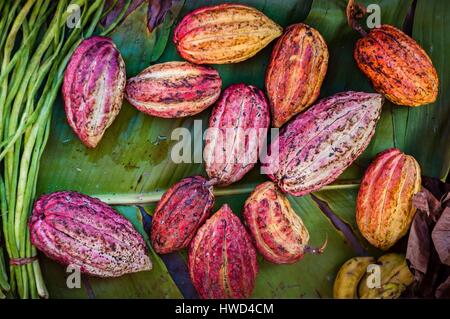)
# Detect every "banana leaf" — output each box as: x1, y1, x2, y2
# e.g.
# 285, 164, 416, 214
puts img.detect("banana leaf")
36, 0, 449, 298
